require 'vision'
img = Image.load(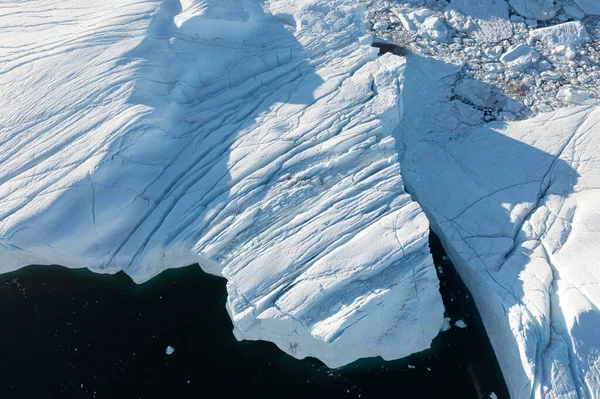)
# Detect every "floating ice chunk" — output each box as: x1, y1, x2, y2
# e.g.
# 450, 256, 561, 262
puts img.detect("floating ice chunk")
395, 8, 433, 33
454, 320, 467, 329
500, 44, 540, 71
530, 21, 591, 56
525, 18, 538, 28
508, 0, 557, 20
574, 0, 600, 14
454, 79, 508, 110
557, 86, 596, 105
441, 317, 452, 332
394, 9, 448, 42
537, 59, 552, 70
563, 4, 586, 19
490, 393, 498, 399
446, 0, 512, 43
420, 16, 449, 42
373, 21, 389, 31
166, 346, 175, 355
541, 71, 562, 80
